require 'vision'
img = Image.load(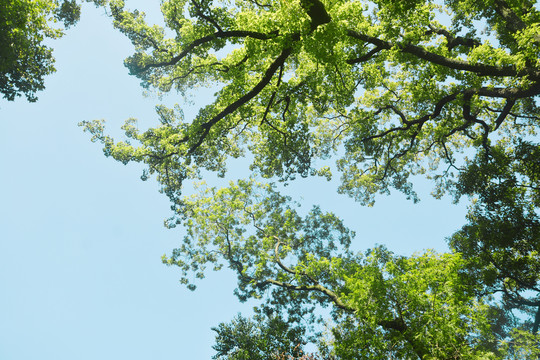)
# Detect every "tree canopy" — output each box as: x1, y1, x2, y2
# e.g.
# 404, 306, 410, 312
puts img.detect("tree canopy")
212, 313, 307, 359
0, 0, 105, 102
80, 0, 540, 358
